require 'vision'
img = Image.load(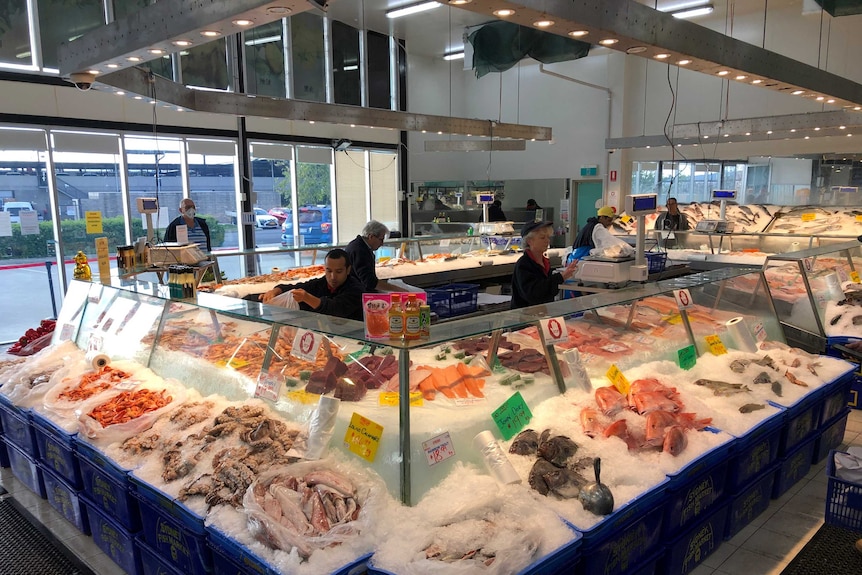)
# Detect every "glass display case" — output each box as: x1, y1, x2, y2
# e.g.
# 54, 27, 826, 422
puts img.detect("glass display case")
761, 239, 862, 352
55, 266, 785, 505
